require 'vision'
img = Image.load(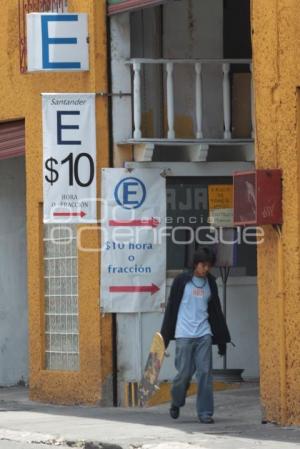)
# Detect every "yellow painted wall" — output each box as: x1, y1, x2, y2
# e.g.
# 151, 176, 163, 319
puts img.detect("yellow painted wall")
0, 0, 111, 404
252, 0, 300, 424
